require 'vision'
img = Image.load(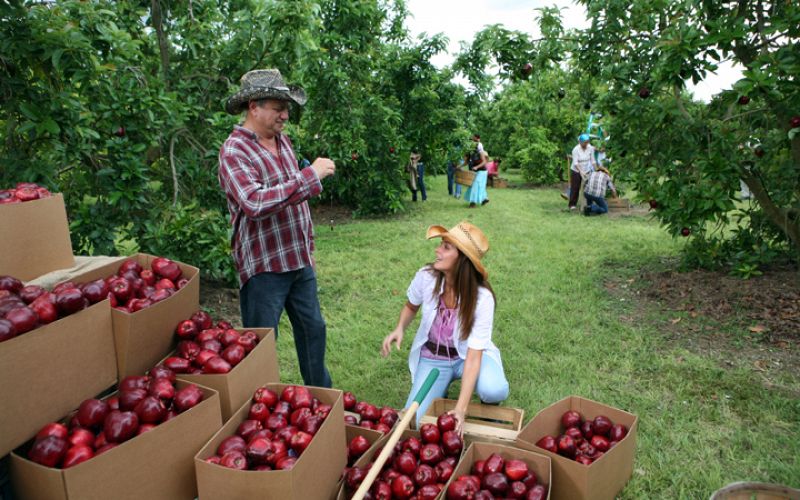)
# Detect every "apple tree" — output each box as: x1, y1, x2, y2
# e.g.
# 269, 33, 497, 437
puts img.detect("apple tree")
577, 0, 800, 272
